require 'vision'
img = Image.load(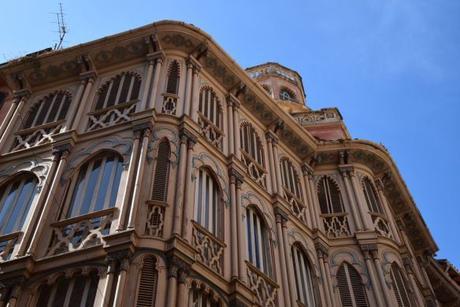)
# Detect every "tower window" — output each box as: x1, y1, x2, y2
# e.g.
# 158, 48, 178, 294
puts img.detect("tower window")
279, 87, 296, 102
